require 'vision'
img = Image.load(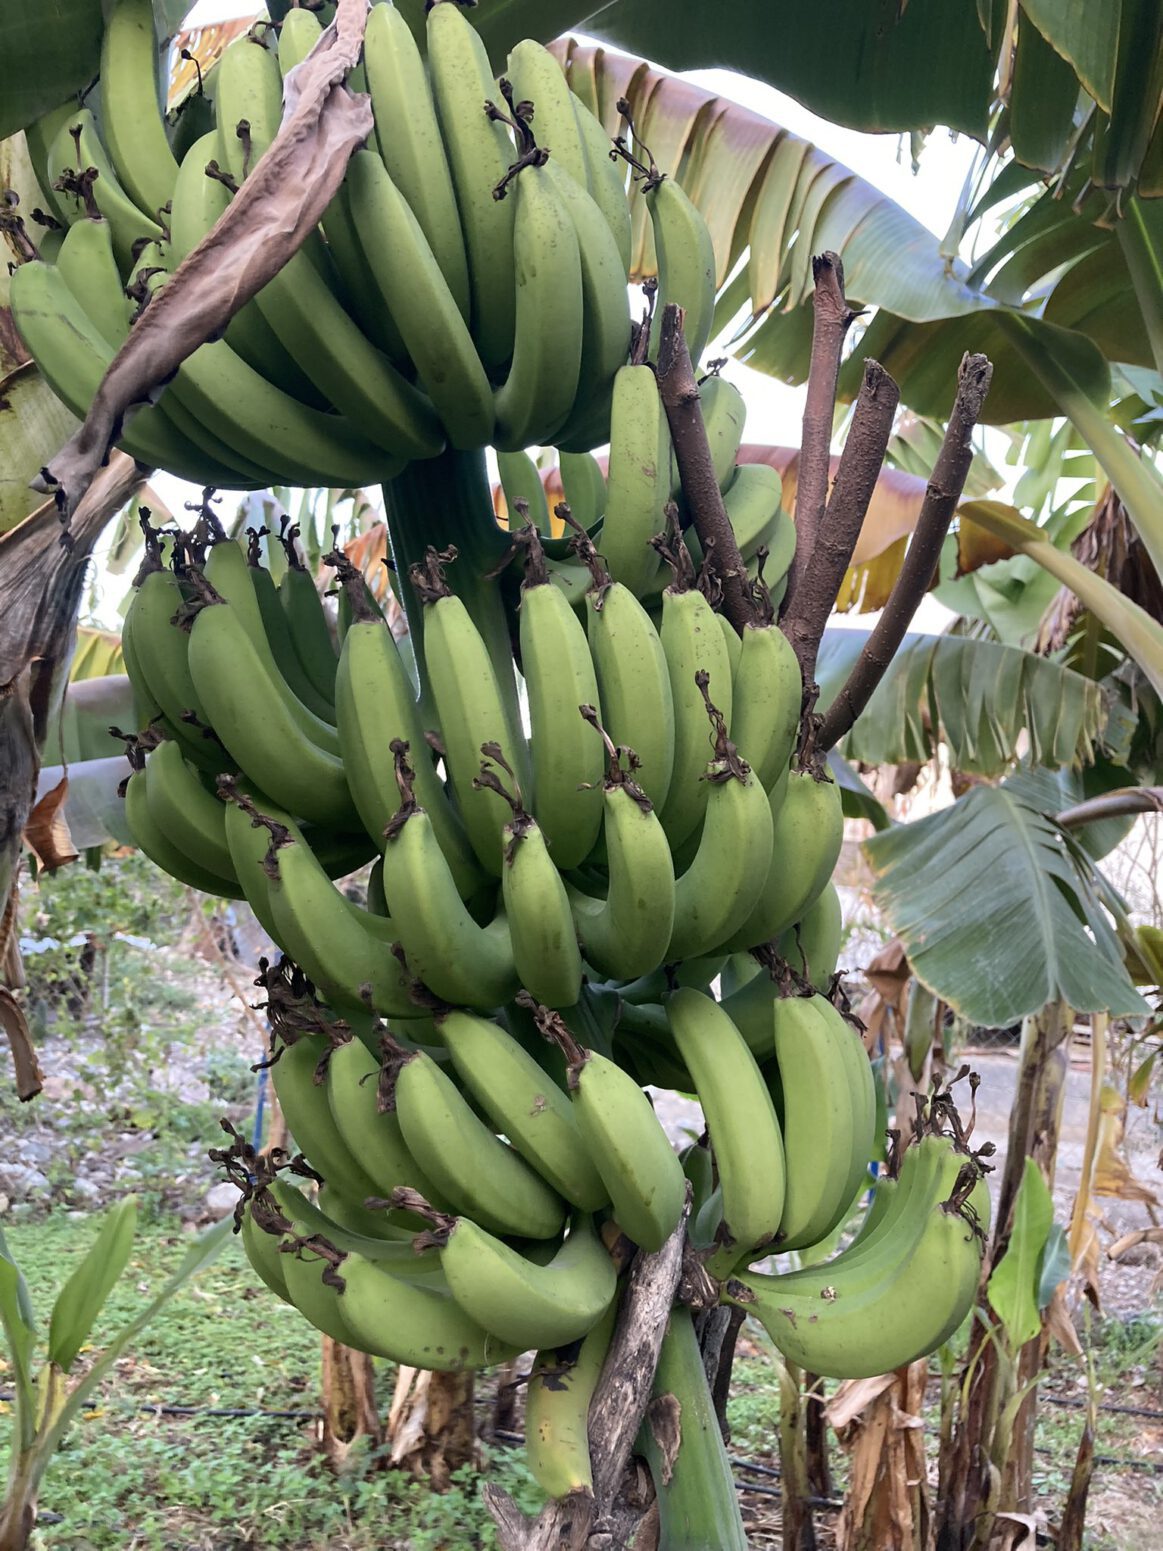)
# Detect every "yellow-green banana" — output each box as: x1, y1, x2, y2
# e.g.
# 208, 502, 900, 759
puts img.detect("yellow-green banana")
325, 1037, 453, 1209
647, 174, 716, 367
524, 1296, 618, 1499
598, 365, 672, 595
502, 812, 584, 1008
723, 768, 843, 951
46, 109, 163, 268
98, 0, 179, 219
778, 882, 844, 986
657, 586, 734, 847
123, 770, 241, 898
586, 578, 675, 810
